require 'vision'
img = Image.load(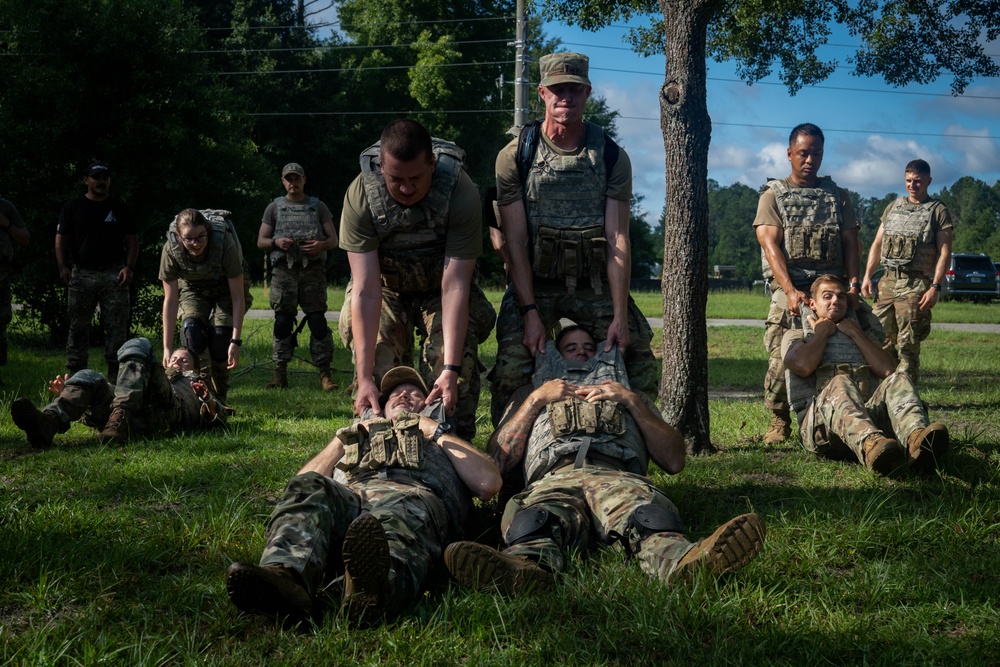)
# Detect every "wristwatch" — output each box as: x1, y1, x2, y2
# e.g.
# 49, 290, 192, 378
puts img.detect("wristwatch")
230, 338, 243, 347
431, 422, 453, 443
